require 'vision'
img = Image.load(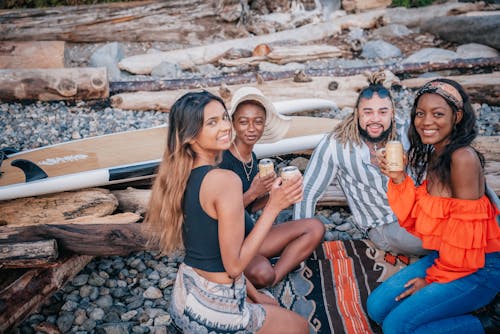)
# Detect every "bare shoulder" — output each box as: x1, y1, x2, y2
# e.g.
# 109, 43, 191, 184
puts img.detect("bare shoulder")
204, 168, 242, 191
450, 146, 484, 199
450, 146, 482, 172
